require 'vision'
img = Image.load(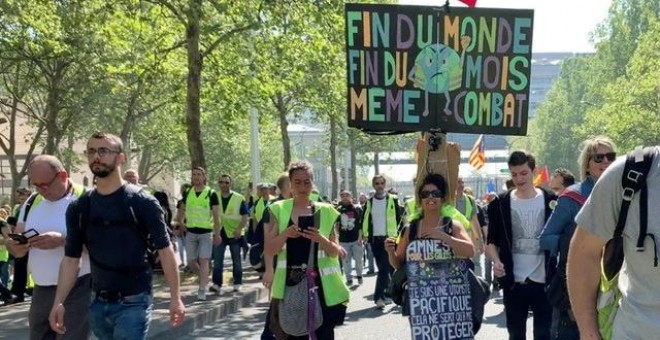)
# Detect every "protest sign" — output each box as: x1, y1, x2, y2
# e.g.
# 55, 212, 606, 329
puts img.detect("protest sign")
345, 4, 533, 135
